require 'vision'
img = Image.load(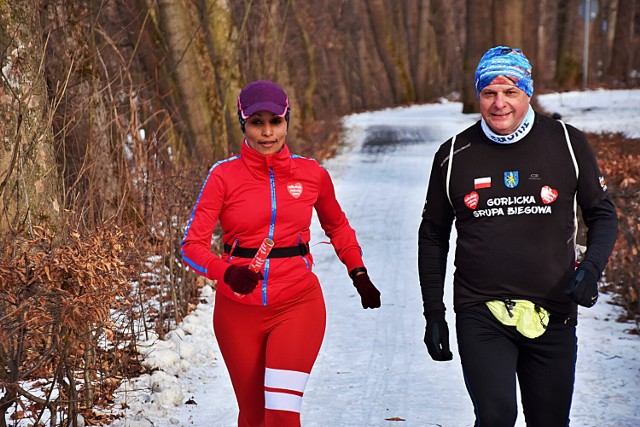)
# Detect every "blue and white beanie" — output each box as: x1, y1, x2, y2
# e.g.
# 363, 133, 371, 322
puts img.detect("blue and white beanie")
475, 46, 534, 98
